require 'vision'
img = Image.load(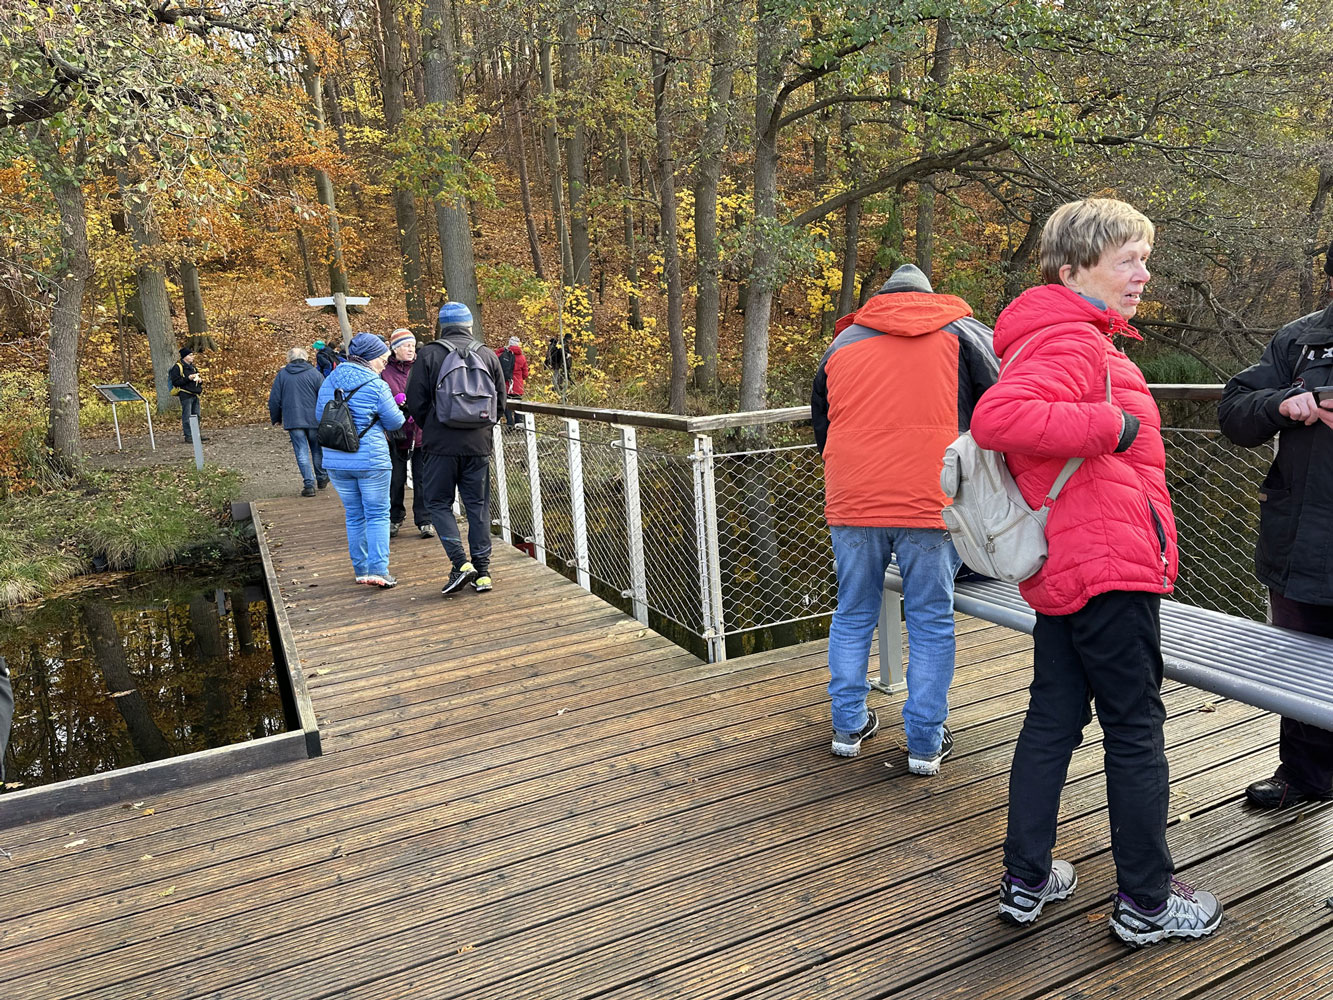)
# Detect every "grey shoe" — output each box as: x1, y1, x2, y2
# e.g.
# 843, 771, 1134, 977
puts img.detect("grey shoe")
831, 708, 880, 757
365, 573, 397, 589
998, 861, 1078, 925
418, 524, 436, 538
389, 522, 401, 538
1109, 879, 1223, 947
907, 725, 954, 776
